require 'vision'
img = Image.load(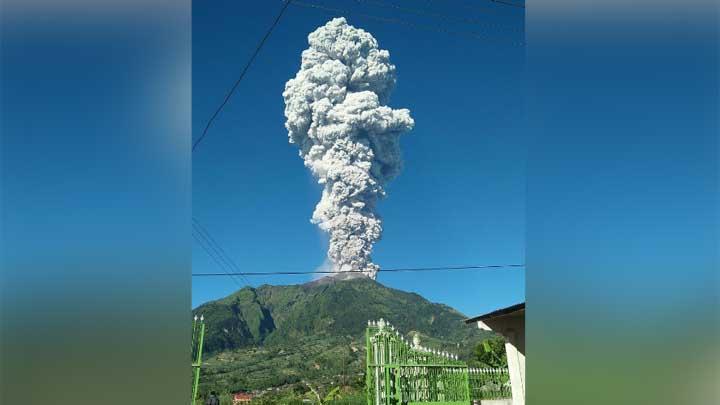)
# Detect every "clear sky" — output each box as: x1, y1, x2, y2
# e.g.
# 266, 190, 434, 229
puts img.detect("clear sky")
192, 0, 526, 316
